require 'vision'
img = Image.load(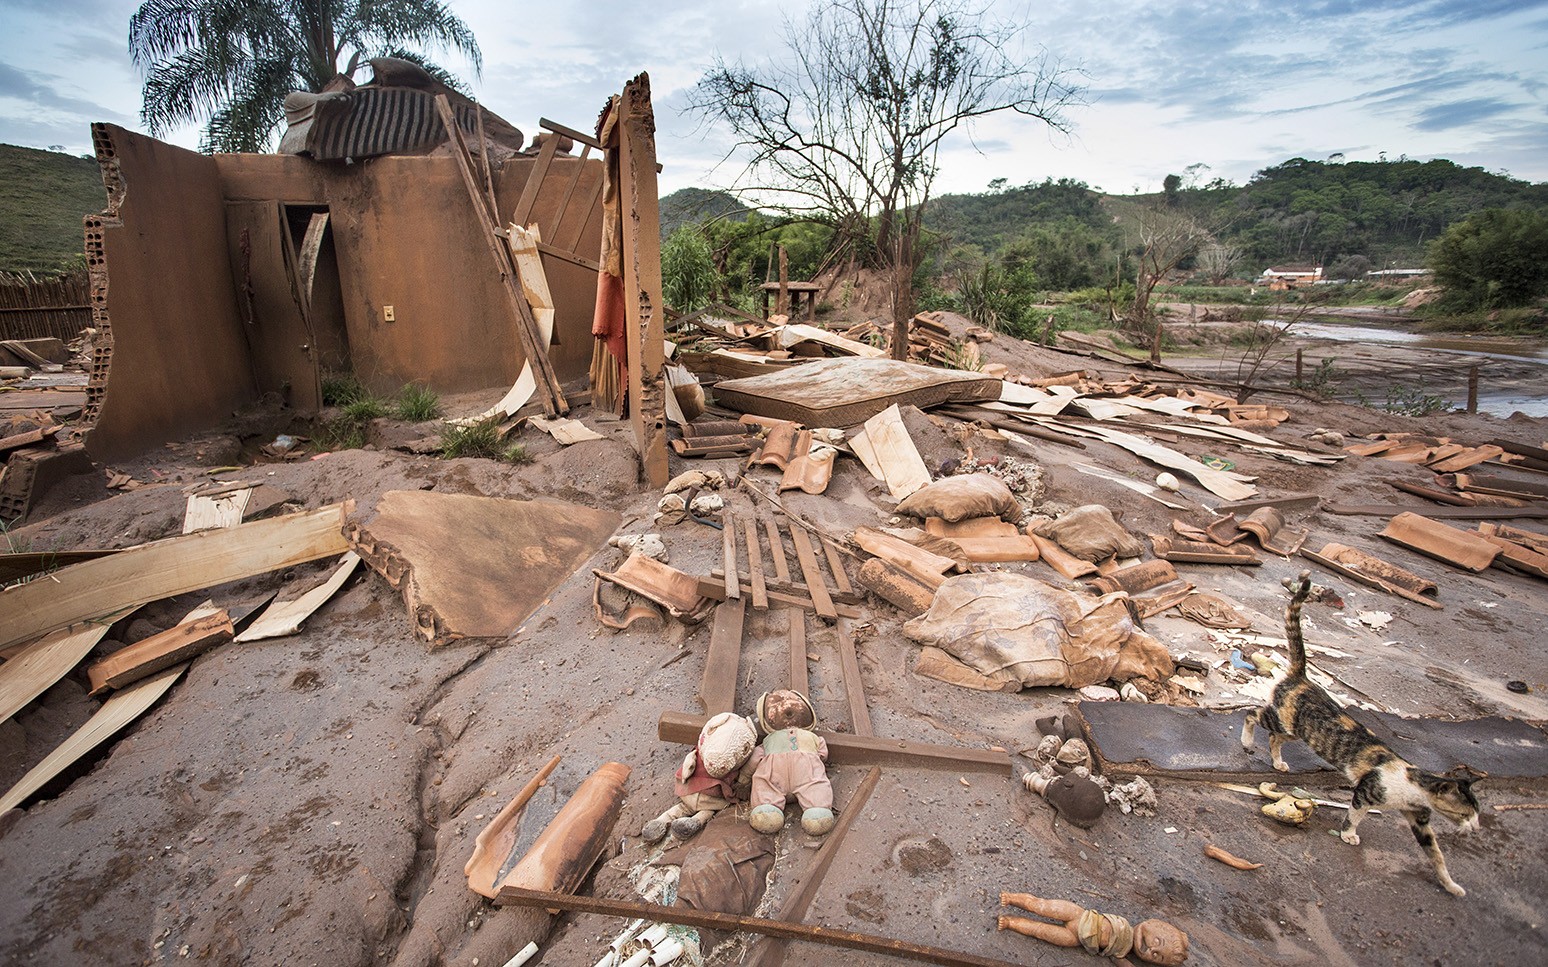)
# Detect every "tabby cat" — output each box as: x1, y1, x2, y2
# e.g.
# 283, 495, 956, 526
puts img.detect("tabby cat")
1241, 571, 1481, 896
